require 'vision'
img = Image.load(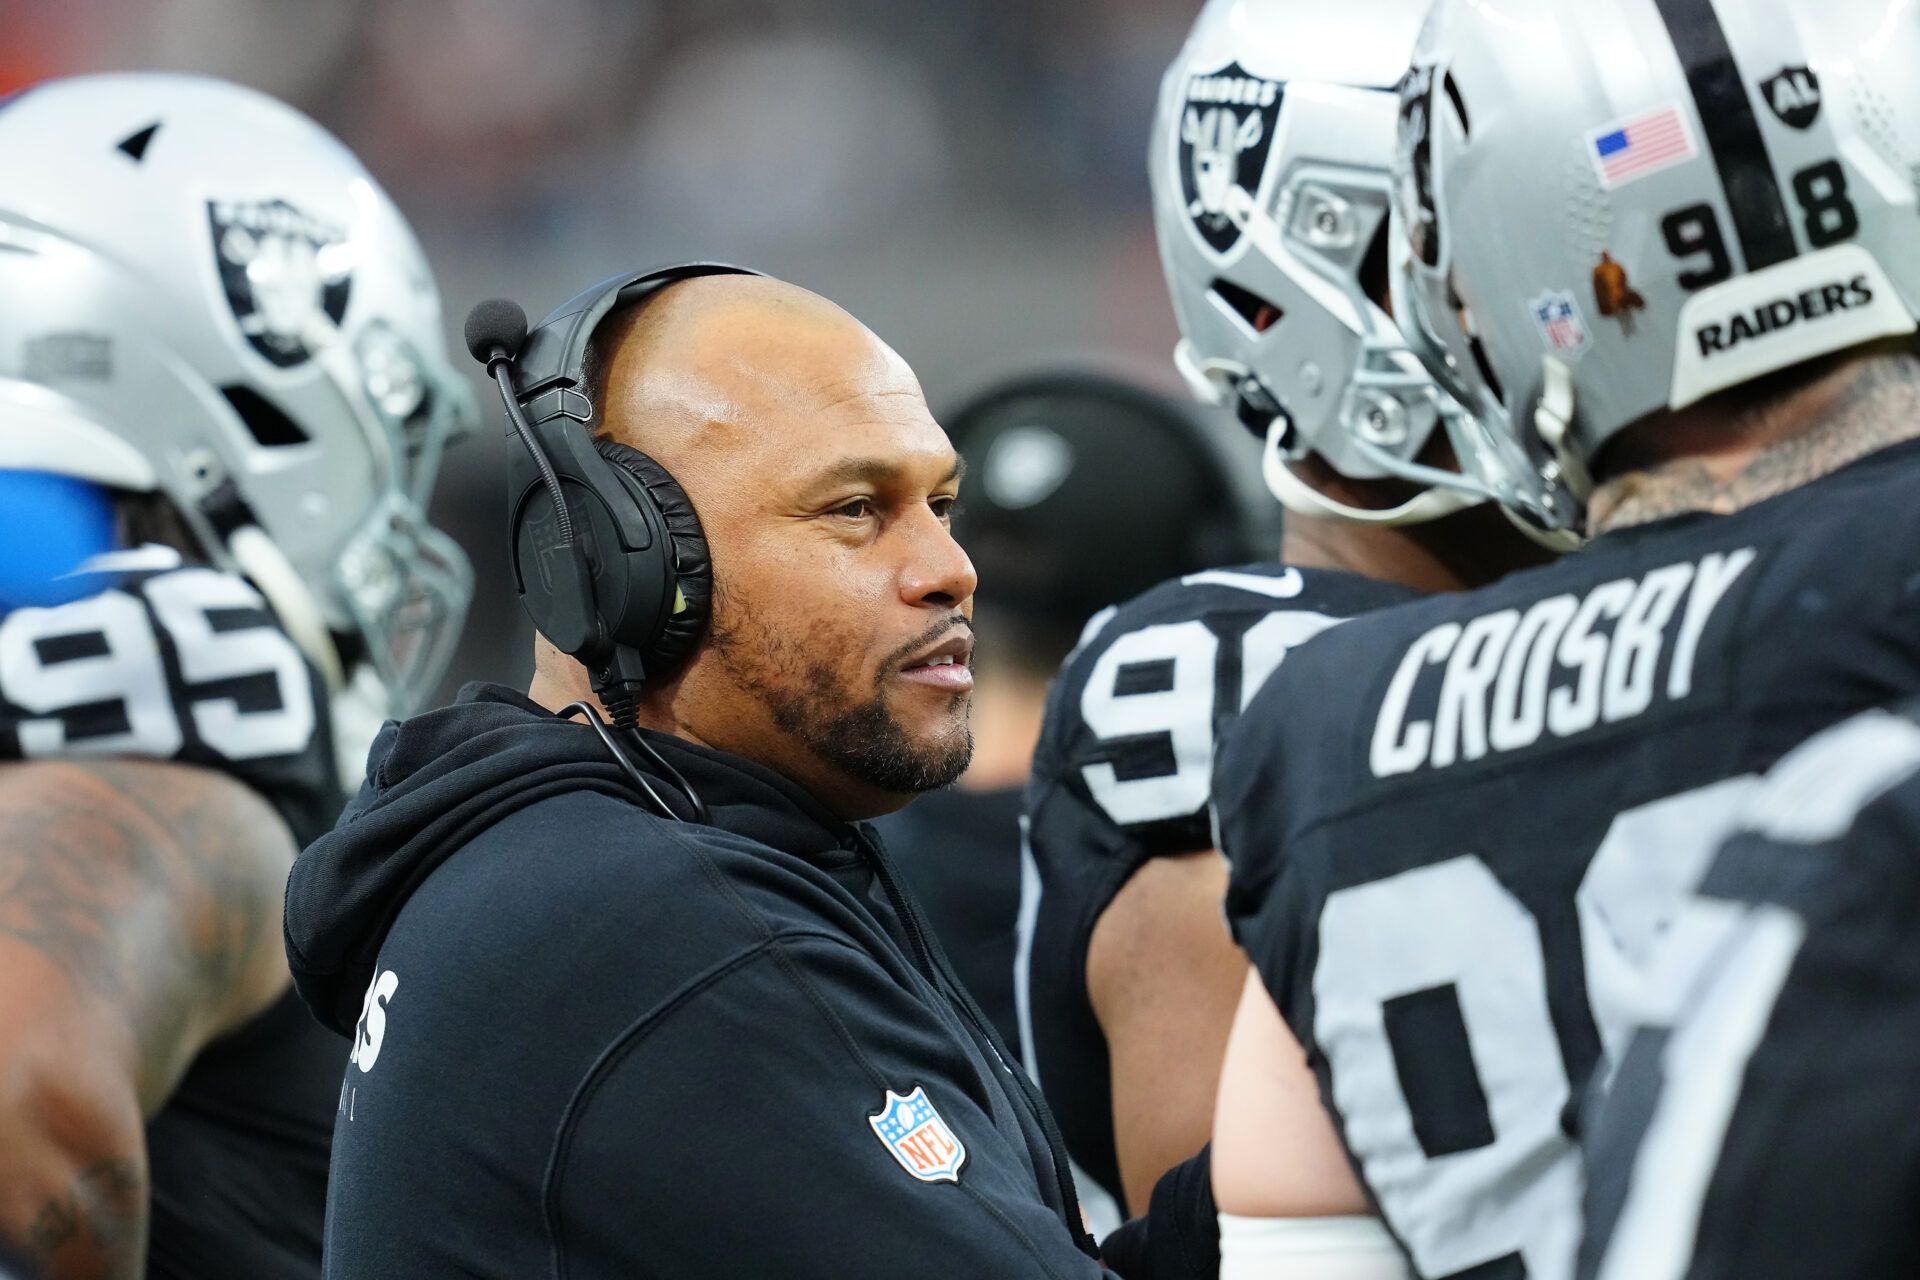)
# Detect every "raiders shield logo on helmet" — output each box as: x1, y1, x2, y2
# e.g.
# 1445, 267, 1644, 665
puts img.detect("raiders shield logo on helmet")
1176, 61, 1283, 258
209, 198, 352, 368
